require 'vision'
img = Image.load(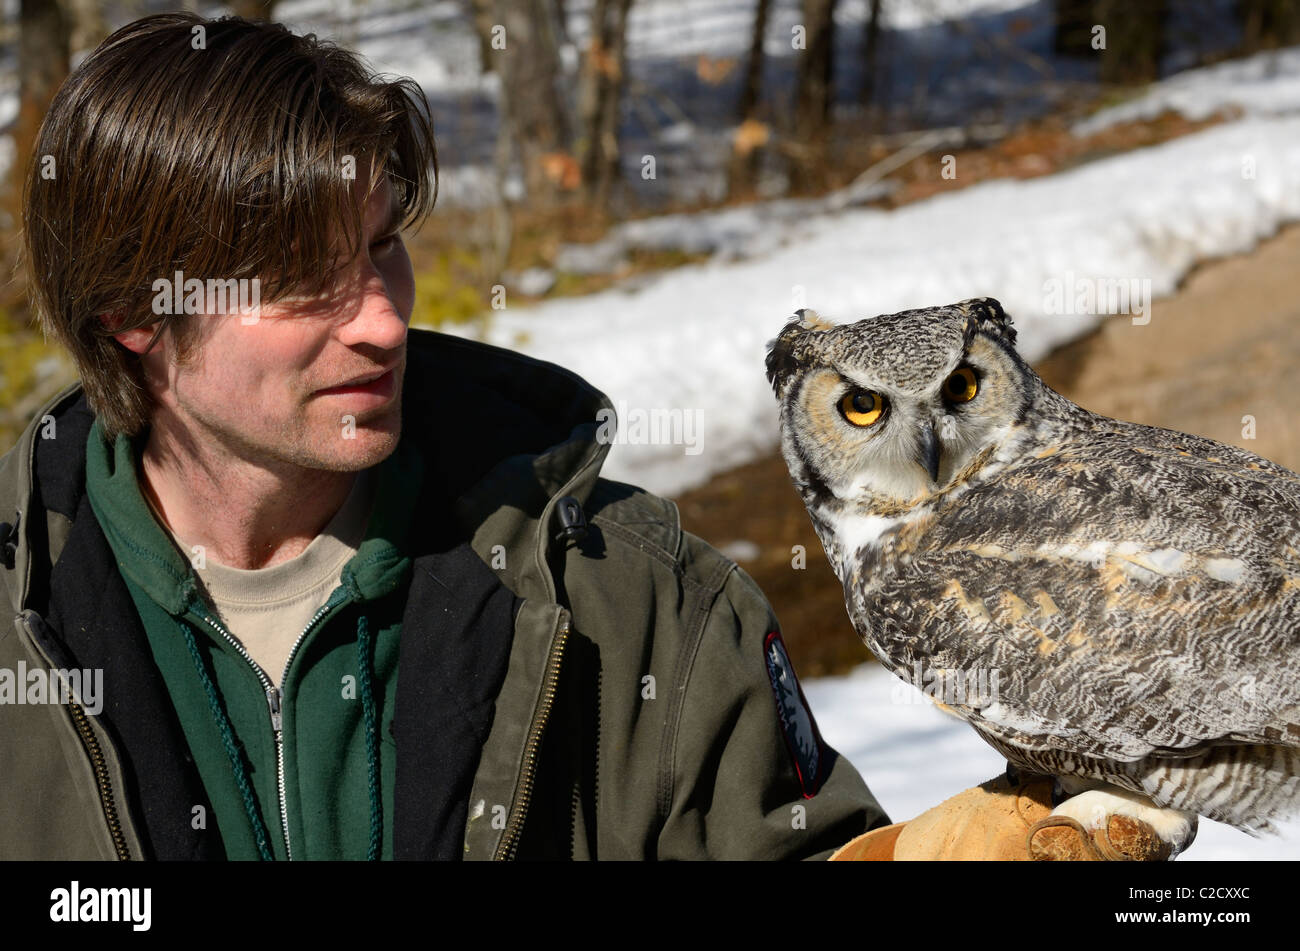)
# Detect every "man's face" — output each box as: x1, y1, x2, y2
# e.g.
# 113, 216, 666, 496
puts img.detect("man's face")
139, 175, 413, 474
